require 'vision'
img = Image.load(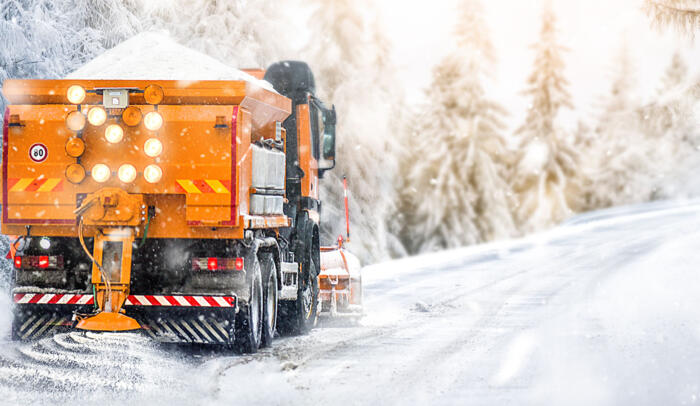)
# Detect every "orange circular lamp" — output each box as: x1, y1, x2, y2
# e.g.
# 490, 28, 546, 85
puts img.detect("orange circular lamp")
65, 163, 86, 184
65, 137, 85, 158
122, 106, 142, 127
144, 84, 164, 105
66, 111, 86, 132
